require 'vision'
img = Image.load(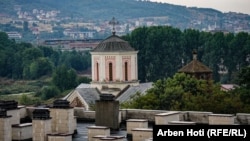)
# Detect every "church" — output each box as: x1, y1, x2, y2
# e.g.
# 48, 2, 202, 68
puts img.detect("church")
178, 50, 213, 81
63, 19, 153, 110
63, 18, 218, 110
